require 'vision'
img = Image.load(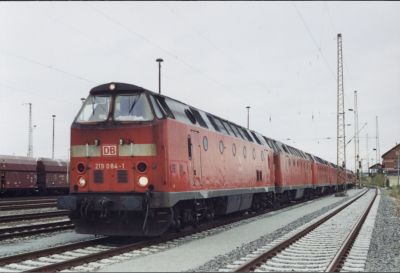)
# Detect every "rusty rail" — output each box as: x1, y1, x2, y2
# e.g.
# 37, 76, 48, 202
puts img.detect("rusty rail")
0, 210, 68, 223
325, 189, 377, 272
0, 237, 109, 266
0, 202, 57, 211
0, 220, 74, 241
